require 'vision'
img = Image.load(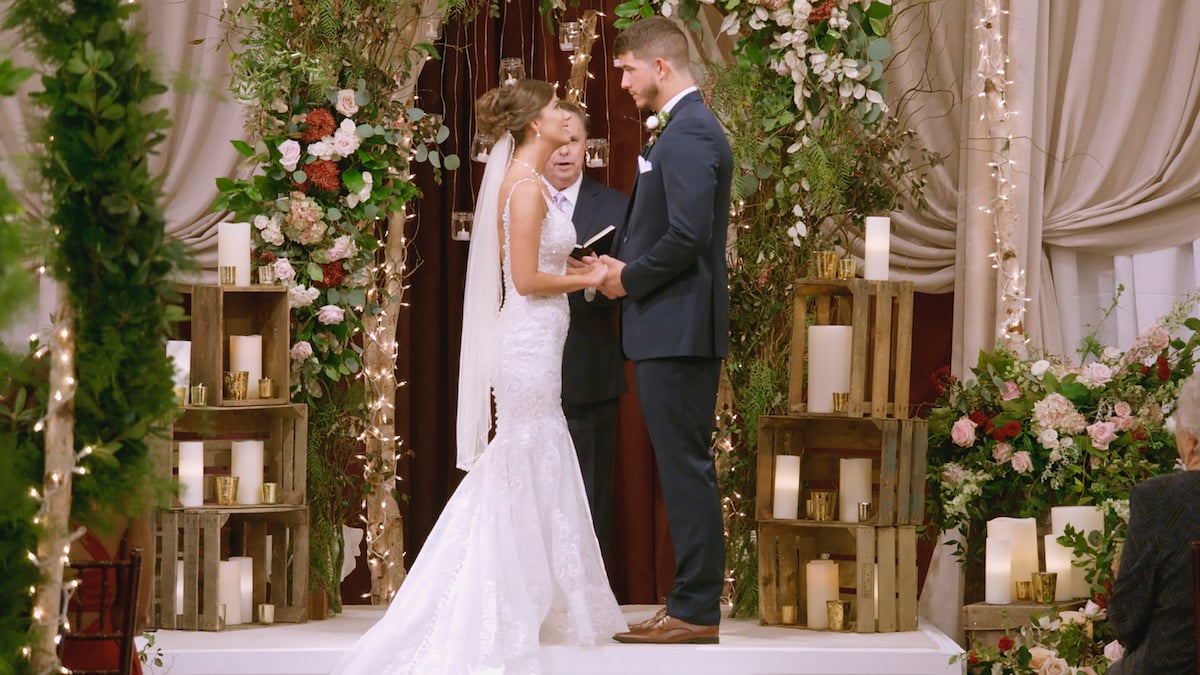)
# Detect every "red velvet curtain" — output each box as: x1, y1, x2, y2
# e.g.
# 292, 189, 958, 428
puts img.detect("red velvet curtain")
340, 2, 954, 607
